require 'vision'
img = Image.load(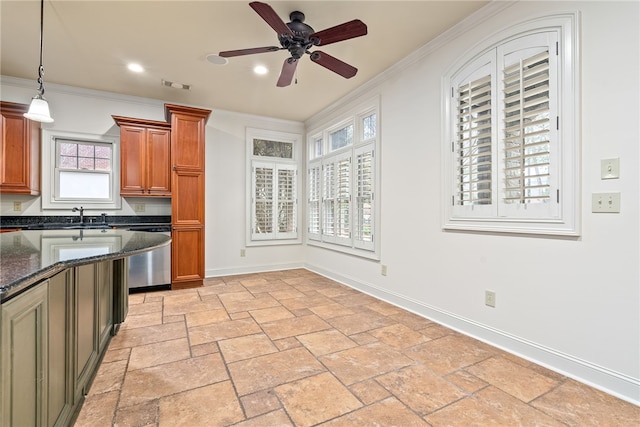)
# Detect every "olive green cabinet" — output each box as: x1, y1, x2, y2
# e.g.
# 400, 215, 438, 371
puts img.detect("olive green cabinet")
0, 259, 118, 426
